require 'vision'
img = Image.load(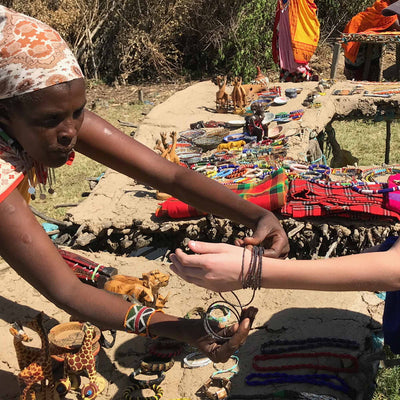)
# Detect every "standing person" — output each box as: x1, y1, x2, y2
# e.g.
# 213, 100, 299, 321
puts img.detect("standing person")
272, 0, 320, 82
342, 0, 400, 81
0, 5, 291, 363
